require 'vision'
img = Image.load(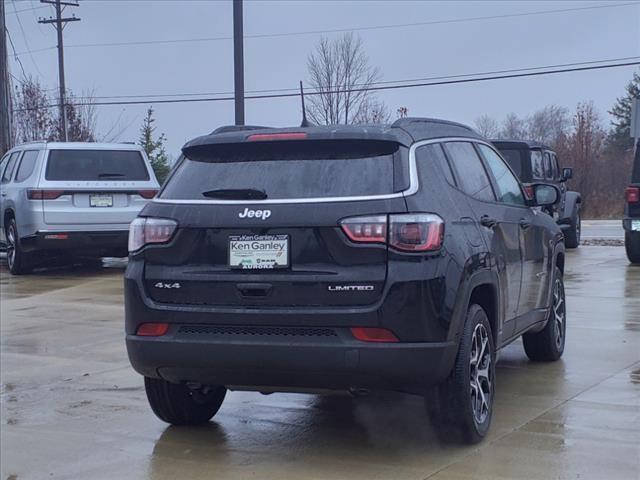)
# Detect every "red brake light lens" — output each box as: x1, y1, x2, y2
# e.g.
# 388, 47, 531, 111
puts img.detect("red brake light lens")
137, 323, 170, 336
350, 327, 399, 343
247, 132, 308, 142
626, 186, 640, 203
128, 217, 177, 252
339, 215, 387, 243
389, 214, 444, 252
27, 189, 65, 200
137, 189, 159, 199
